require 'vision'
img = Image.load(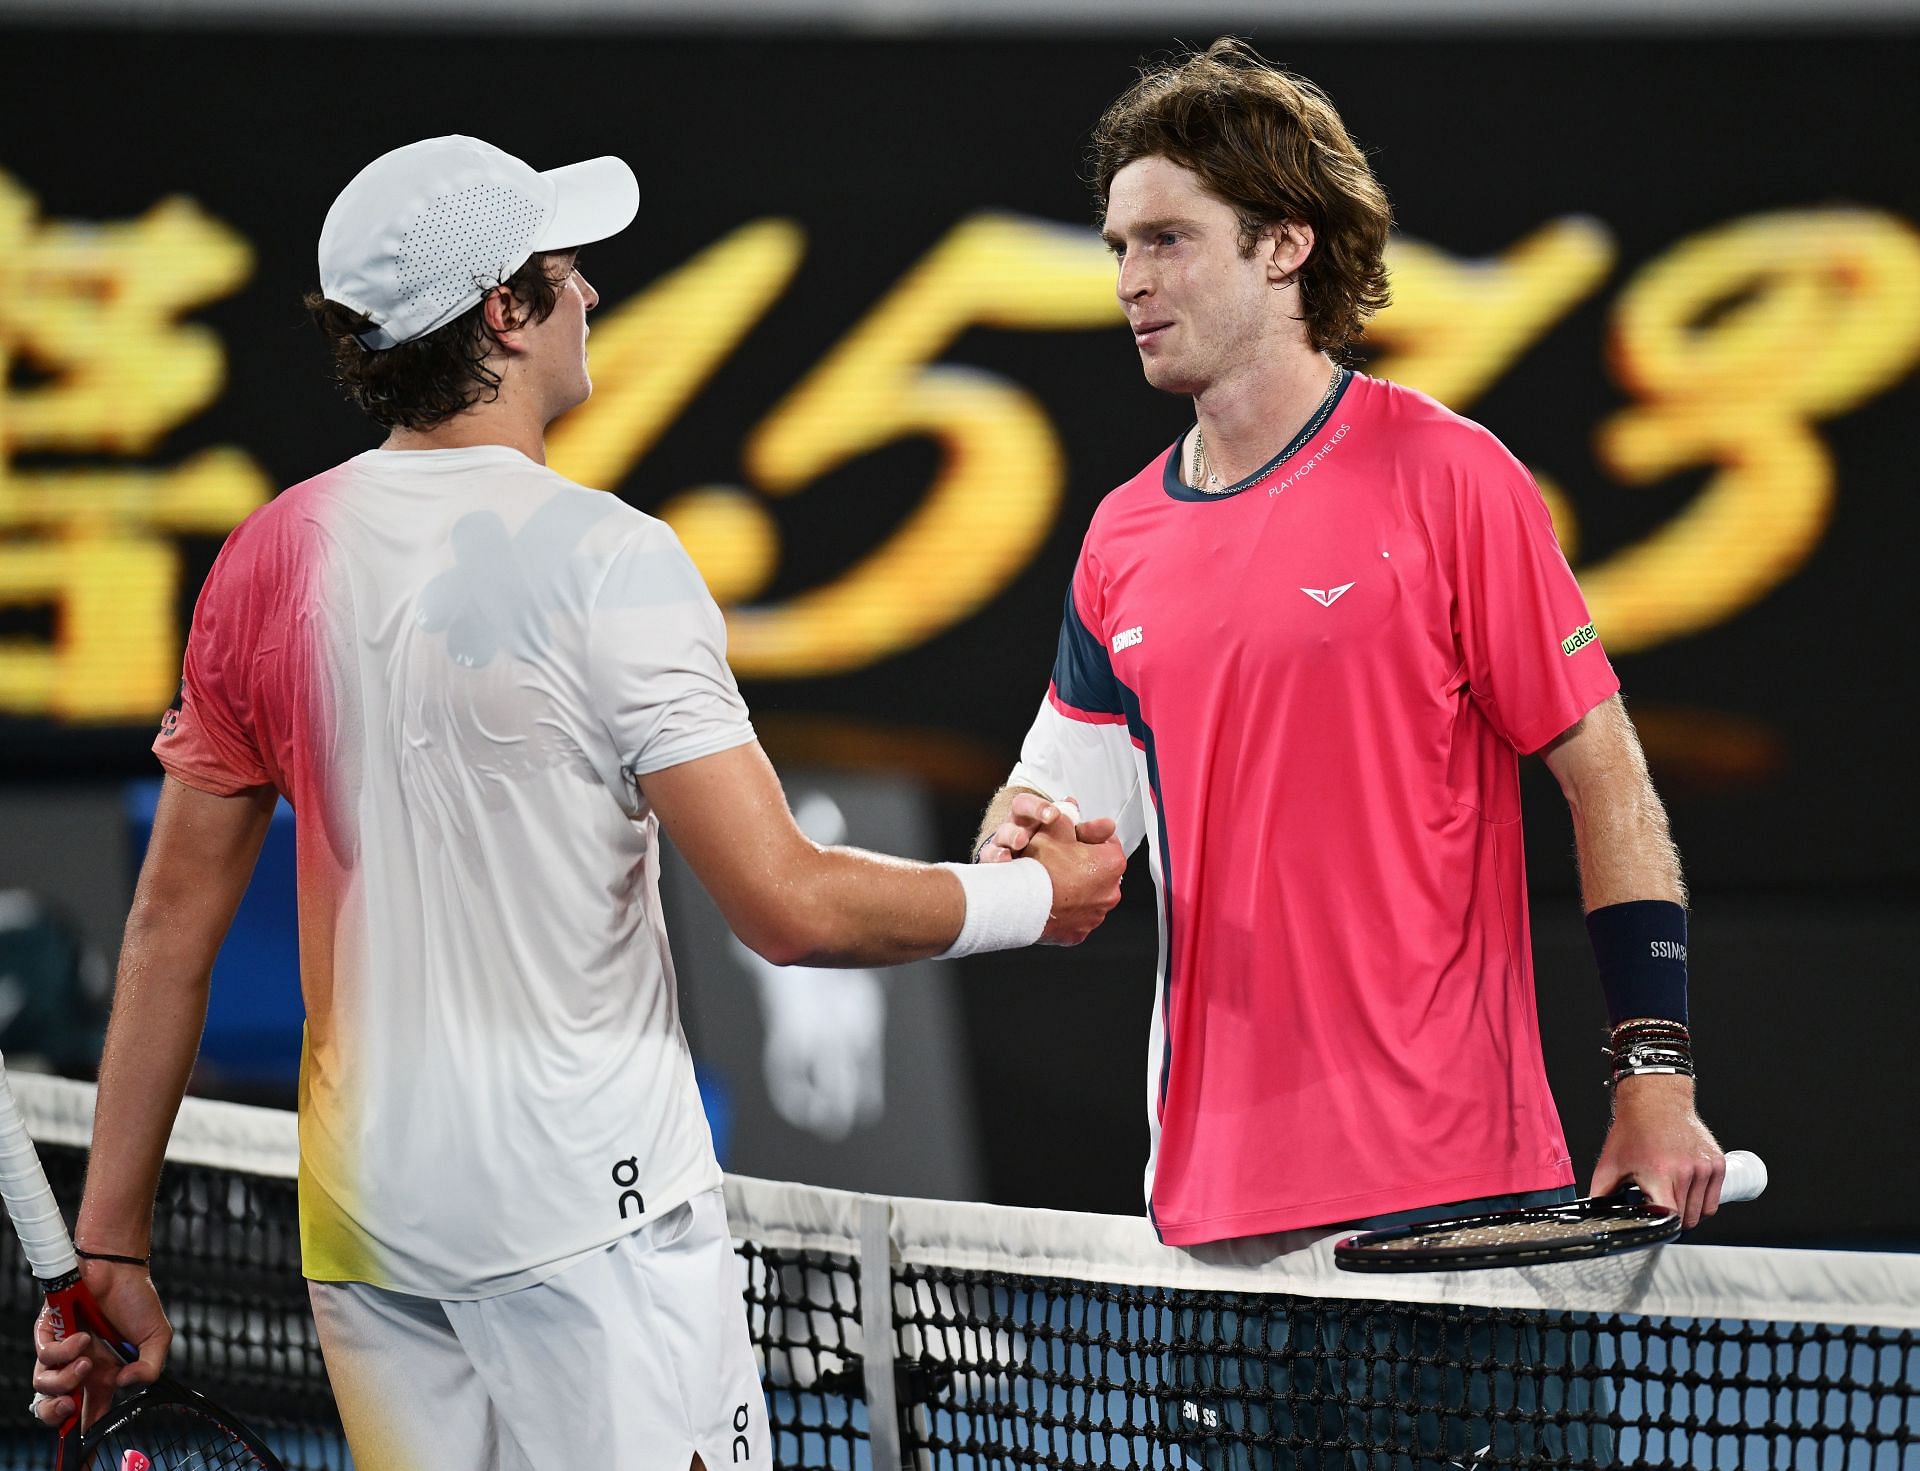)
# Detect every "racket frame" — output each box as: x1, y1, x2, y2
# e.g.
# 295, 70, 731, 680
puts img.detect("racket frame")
1333, 1189, 1683, 1273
